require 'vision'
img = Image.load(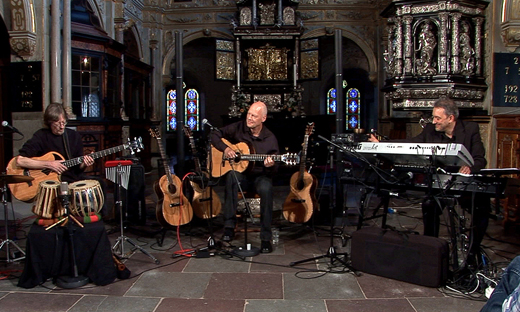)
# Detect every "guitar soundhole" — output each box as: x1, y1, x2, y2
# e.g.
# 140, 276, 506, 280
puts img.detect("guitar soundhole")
167, 184, 177, 194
